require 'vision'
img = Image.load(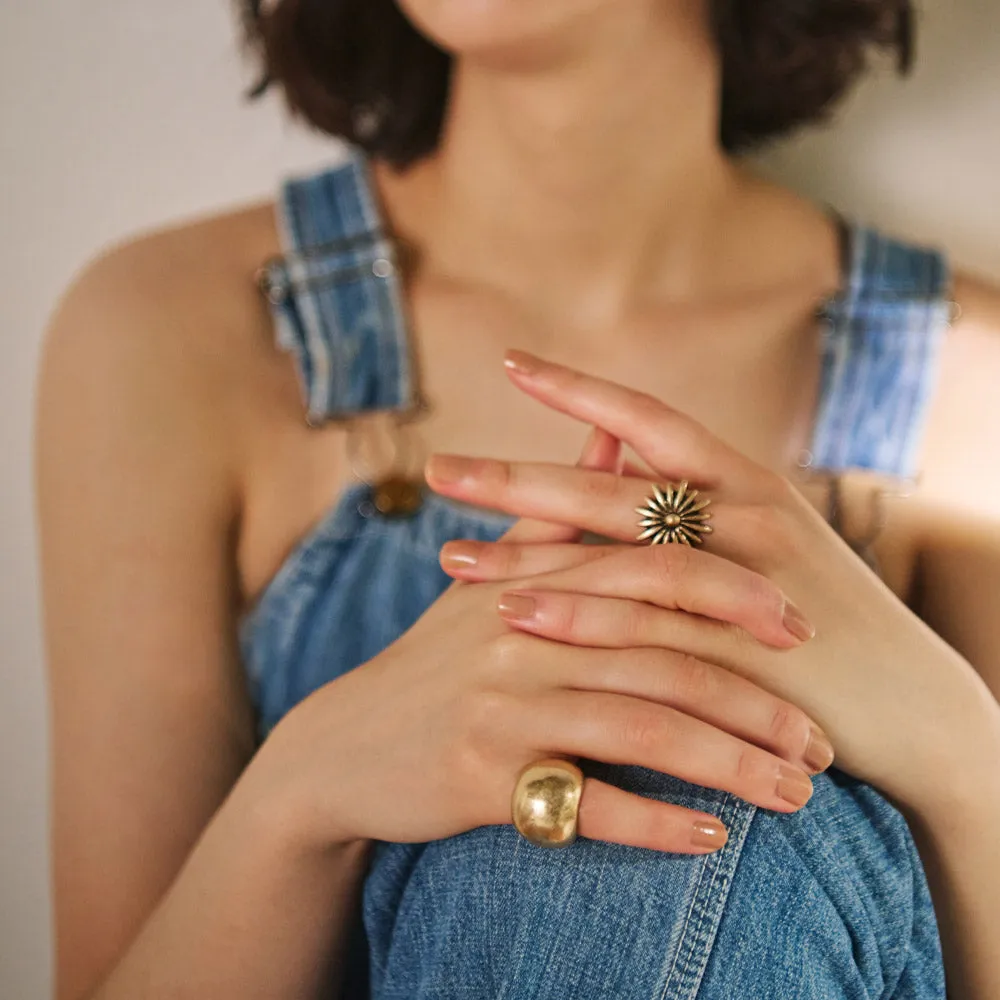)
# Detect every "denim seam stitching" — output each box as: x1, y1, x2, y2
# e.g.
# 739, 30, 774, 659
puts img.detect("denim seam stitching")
655, 795, 756, 1000
691, 797, 756, 996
